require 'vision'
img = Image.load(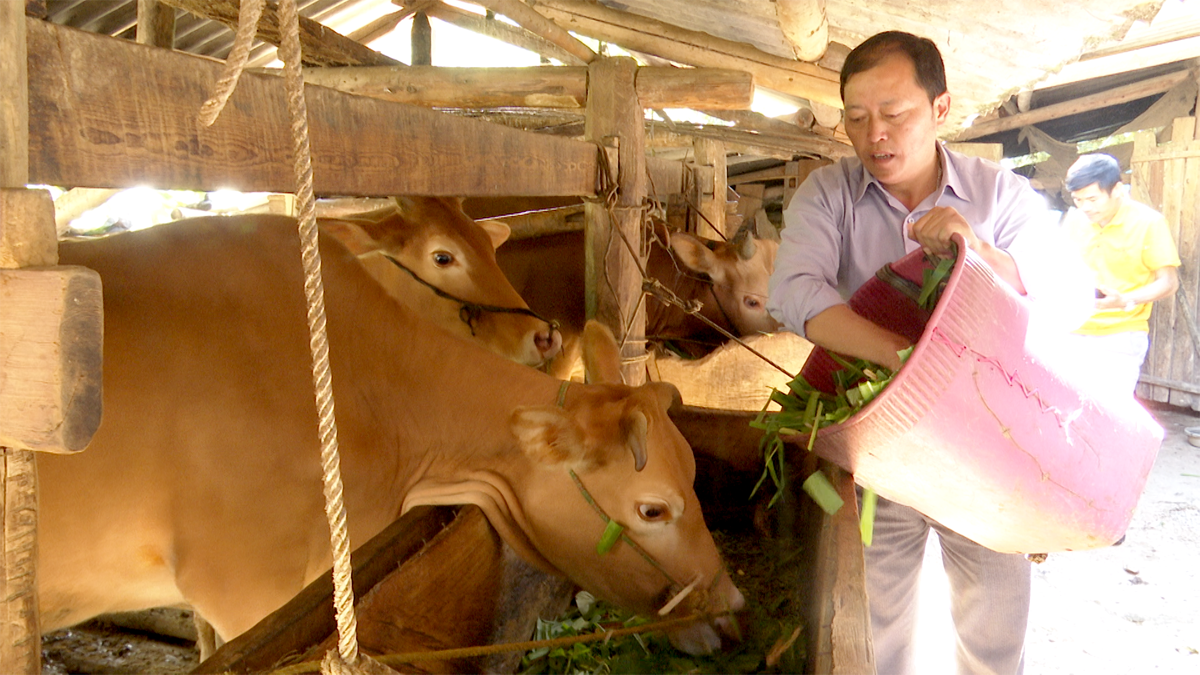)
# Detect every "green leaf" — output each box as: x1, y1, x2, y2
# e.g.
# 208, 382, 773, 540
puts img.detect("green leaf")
596, 519, 624, 555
